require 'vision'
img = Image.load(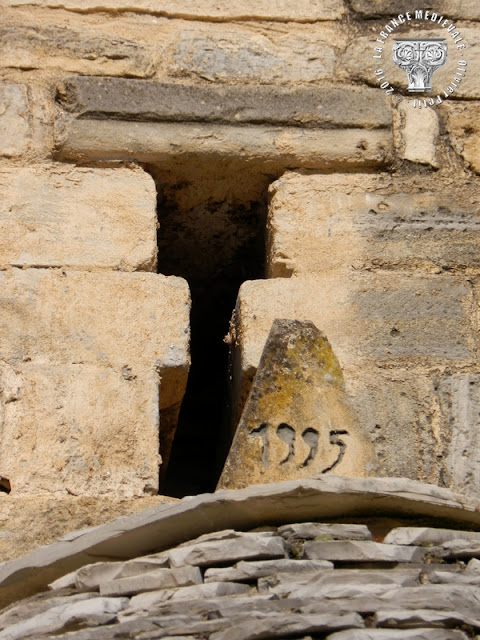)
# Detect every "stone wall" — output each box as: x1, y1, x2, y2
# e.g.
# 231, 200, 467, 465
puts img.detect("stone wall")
1, 0, 480, 555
